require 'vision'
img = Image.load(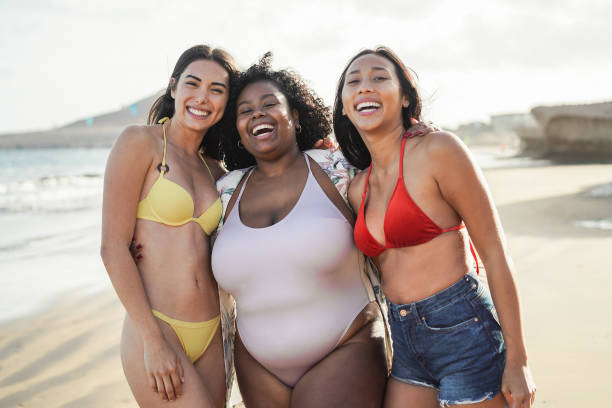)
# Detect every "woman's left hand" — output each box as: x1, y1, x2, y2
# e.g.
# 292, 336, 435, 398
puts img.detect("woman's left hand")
313, 136, 339, 151
406, 118, 440, 137
501, 362, 536, 407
